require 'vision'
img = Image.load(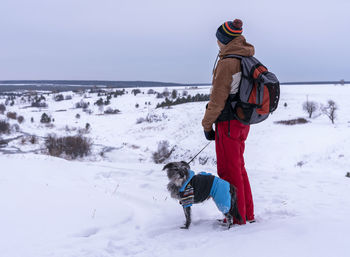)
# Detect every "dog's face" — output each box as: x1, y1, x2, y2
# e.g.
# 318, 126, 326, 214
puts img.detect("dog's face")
163, 161, 190, 185
163, 161, 190, 199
